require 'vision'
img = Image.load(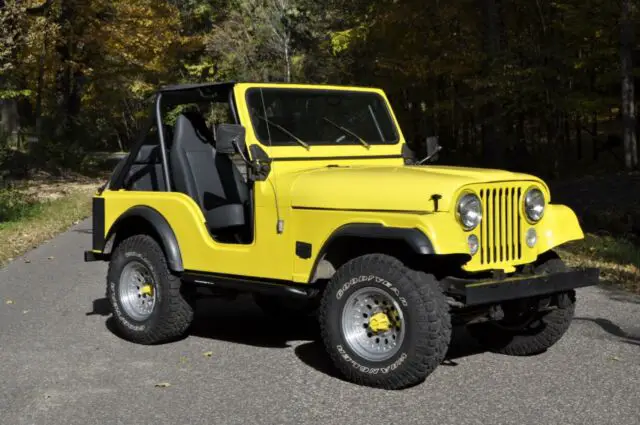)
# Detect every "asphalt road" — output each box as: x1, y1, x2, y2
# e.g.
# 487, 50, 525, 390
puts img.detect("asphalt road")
1, 219, 639, 425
